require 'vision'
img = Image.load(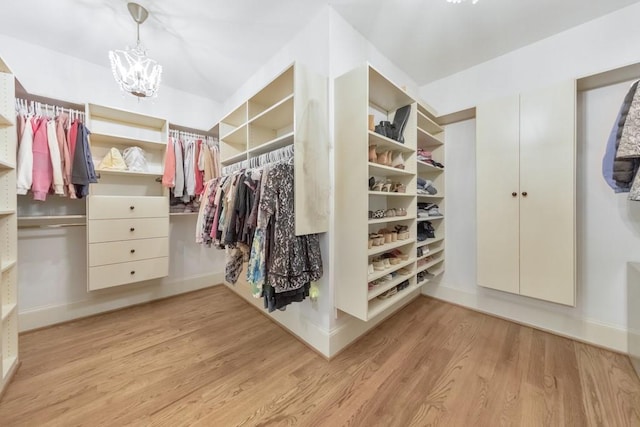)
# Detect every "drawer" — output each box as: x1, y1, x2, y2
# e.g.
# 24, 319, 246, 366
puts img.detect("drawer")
88, 257, 169, 291
89, 237, 169, 267
88, 196, 168, 220
88, 217, 168, 243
